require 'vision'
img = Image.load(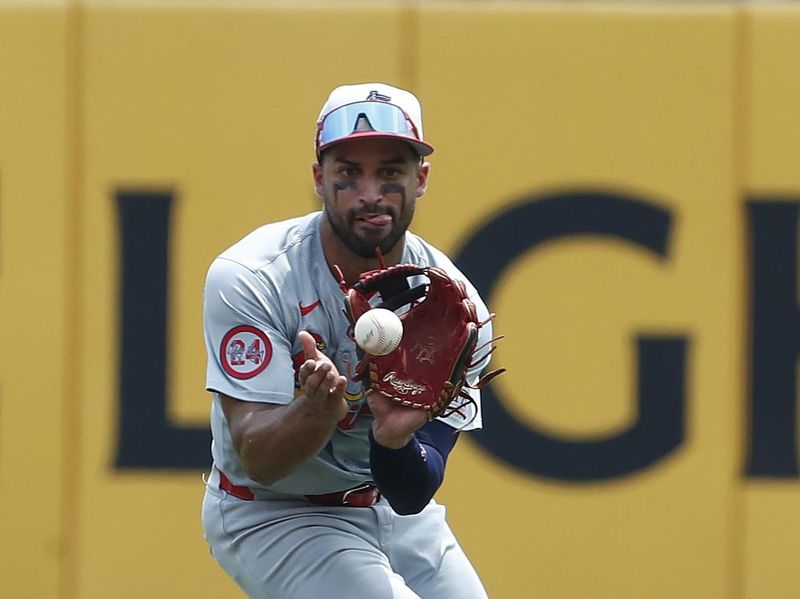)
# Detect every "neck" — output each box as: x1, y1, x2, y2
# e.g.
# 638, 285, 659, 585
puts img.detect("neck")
319, 215, 405, 286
